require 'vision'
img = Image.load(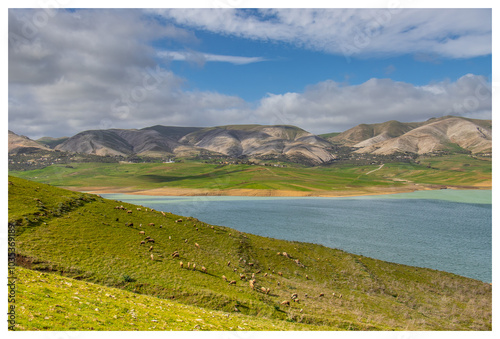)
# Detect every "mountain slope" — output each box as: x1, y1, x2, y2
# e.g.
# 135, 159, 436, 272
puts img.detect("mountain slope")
8, 131, 53, 155
355, 117, 492, 154
180, 125, 336, 164
9, 176, 492, 330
